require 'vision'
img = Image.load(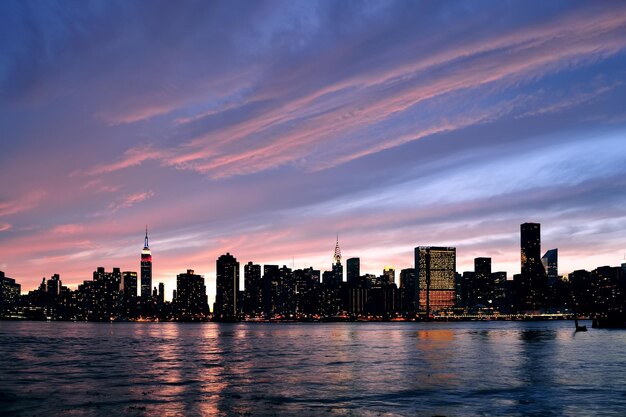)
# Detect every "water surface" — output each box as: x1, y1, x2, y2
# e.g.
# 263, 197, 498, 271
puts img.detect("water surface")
1, 320, 624, 416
